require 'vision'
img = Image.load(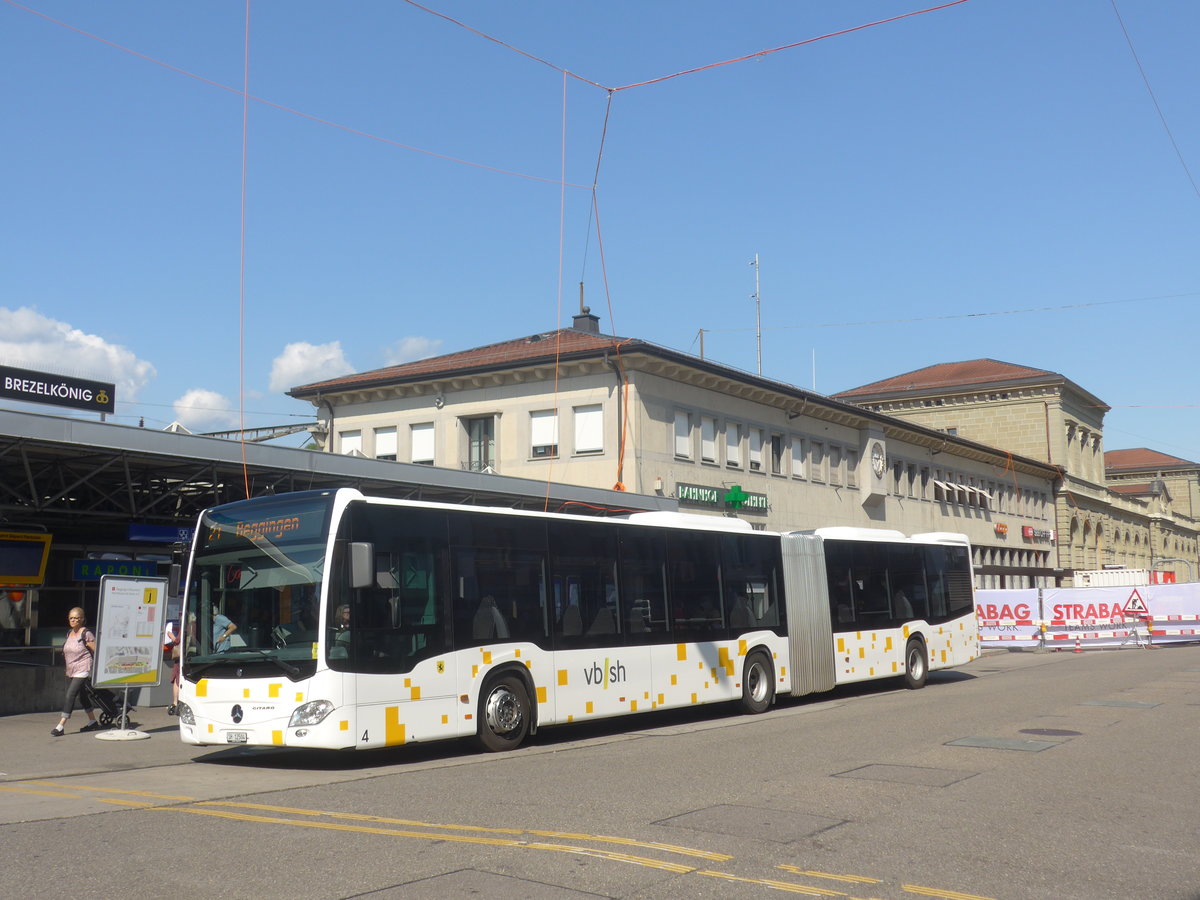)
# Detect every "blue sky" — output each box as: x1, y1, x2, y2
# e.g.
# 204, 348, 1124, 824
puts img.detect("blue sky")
2, 1, 1197, 460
